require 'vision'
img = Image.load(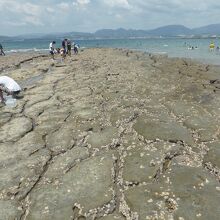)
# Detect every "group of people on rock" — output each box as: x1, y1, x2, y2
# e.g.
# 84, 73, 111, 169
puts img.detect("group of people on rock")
0, 43, 20, 104
49, 39, 79, 59
0, 39, 80, 105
